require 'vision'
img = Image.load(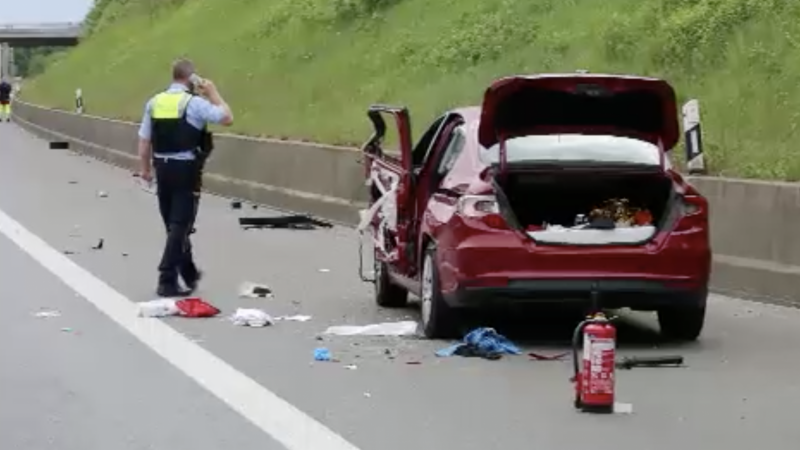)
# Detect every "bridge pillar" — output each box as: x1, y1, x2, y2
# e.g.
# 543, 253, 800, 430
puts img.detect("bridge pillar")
0, 43, 11, 78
